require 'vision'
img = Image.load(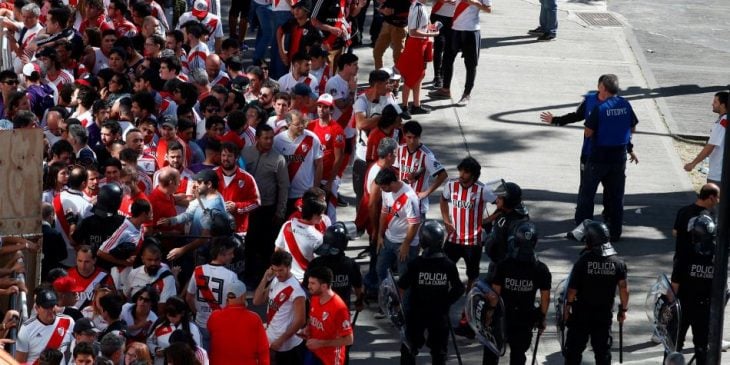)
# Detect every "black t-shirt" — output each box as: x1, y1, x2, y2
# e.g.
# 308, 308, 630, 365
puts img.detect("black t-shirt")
568, 251, 627, 314
671, 251, 713, 302
382, 0, 411, 26
493, 258, 551, 320
312, 0, 344, 25
673, 203, 710, 264
398, 255, 464, 317
305, 254, 362, 307
280, 19, 323, 57
72, 214, 126, 268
